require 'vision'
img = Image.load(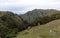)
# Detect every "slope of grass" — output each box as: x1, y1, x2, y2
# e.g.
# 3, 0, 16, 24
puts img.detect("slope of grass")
16, 19, 60, 38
